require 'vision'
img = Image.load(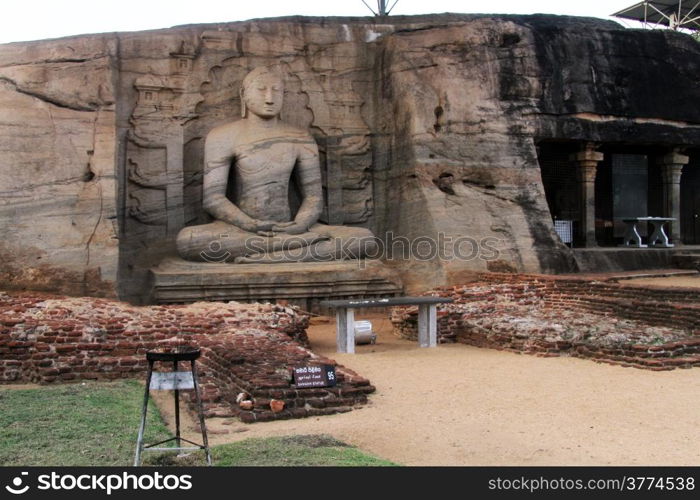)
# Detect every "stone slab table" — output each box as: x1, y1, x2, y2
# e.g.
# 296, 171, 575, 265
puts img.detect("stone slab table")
320, 296, 453, 354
